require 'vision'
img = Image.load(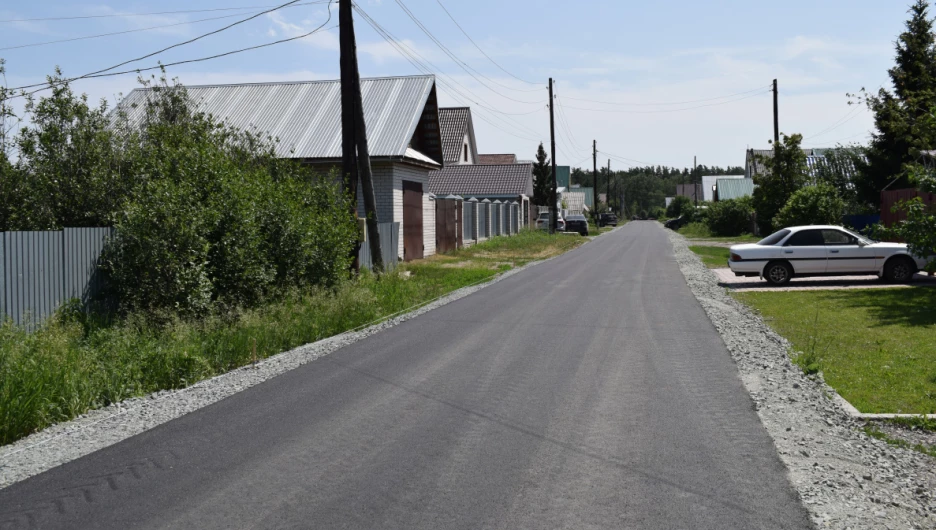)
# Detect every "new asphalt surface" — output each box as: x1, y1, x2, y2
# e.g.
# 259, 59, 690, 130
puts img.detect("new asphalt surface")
0, 222, 812, 529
